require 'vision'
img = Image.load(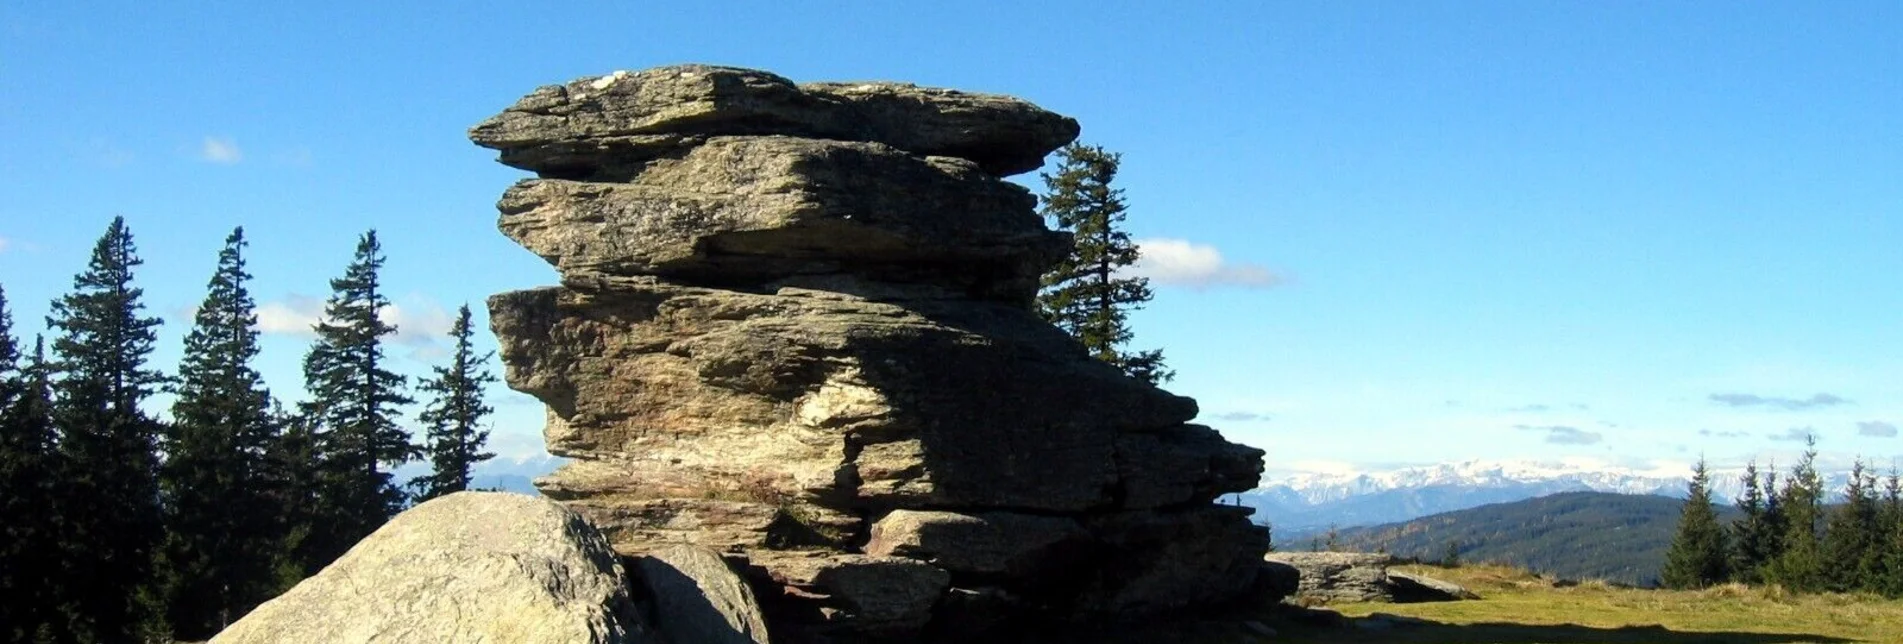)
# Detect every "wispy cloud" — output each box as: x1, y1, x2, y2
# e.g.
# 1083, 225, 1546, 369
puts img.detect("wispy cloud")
1207, 411, 1271, 423
1708, 392, 1850, 411
1127, 238, 1279, 289
1516, 424, 1603, 445
1768, 427, 1818, 442
1507, 404, 1551, 412
0, 236, 10, 254
1857, 421, 1898, 438
200, 137, 243, 164
1698, 429, 1748, 438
